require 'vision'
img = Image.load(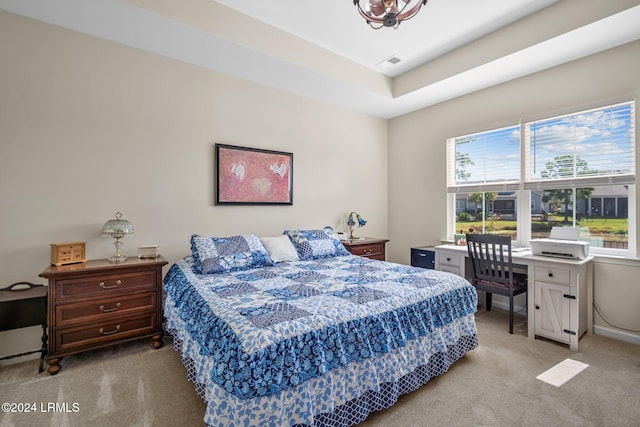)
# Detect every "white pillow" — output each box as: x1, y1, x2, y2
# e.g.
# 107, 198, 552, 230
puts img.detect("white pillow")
259, 235, 300, 263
